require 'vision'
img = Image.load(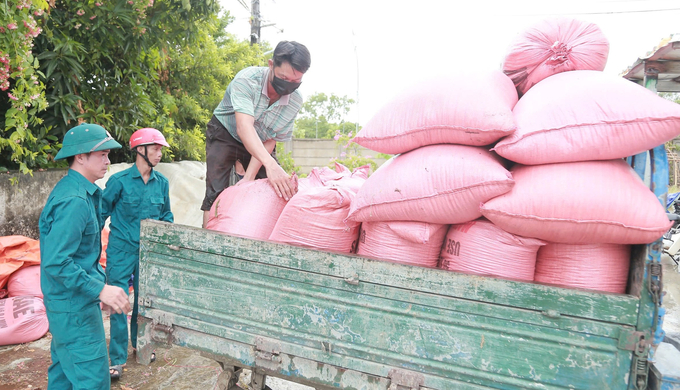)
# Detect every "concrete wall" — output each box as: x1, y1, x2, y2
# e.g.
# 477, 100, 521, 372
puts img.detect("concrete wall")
0, 140, 385, 237
282, 139, 388, 174
0, 169, 66, 239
